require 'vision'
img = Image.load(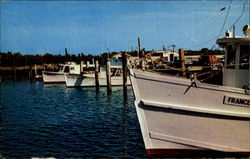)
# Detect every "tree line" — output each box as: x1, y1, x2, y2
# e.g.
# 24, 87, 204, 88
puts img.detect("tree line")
0, 51, 104, 67
0, 48, 224, 67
